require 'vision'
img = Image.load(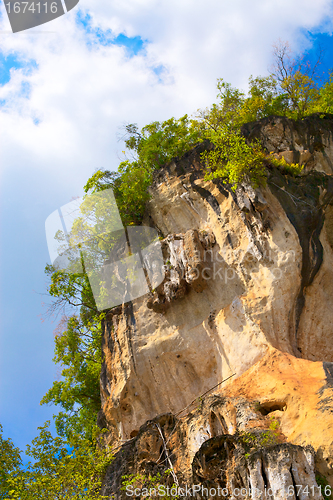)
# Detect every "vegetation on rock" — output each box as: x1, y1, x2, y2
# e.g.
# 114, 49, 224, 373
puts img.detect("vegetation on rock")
316, 473, 332, 500
88, 40, 333, 207
240, 417, 281, 456
0, 425, 22, 500
121, 470, 178, 500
